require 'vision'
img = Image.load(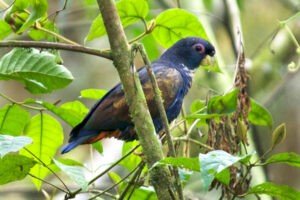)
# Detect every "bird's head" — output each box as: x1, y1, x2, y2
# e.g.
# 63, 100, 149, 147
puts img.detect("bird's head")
160, 37, 215, 70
